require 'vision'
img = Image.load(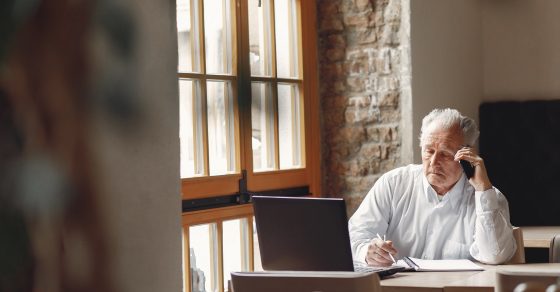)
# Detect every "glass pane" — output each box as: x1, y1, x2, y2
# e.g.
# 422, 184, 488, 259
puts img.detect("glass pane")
204, 0, 233, 74
275, 0, 299, 78
278, 83, 303, 169
207, 80, 237, 175
248, 0, 273, 76
252, 217, 263, 271
180, 79, 204, 178
189, 224, 219, 292
251, 82, 275, 171
222, 219, 250, 291
177, 0, 201, 72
